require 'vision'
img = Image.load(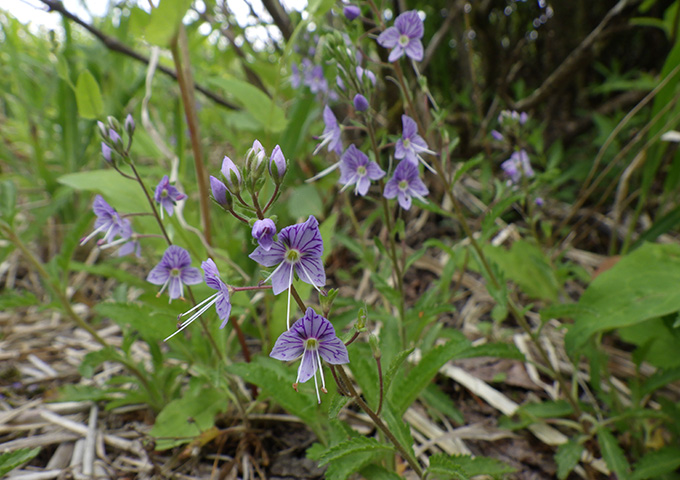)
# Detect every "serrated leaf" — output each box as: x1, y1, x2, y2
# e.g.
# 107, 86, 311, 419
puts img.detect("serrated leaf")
631, 447, 680, 480
317, 437, 393, 466
426, 453, 469, 480
555, 440, 584, 480
597, 429, 630, 479
0, 447, 41, 476
75, 70, 103, 119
